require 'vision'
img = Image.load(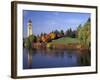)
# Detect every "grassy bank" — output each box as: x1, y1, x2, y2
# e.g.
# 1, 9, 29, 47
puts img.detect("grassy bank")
50, 37, 80, 44
46, 37, 89, 51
